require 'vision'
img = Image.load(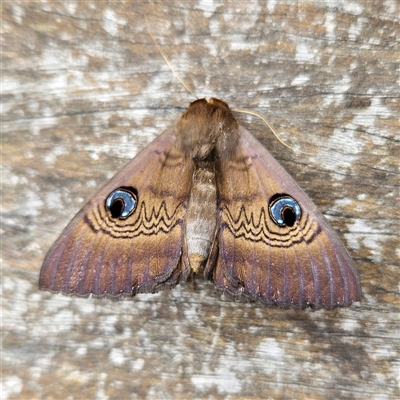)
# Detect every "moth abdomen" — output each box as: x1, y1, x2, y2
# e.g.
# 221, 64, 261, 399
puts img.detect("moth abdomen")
185, 164, 217, 274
